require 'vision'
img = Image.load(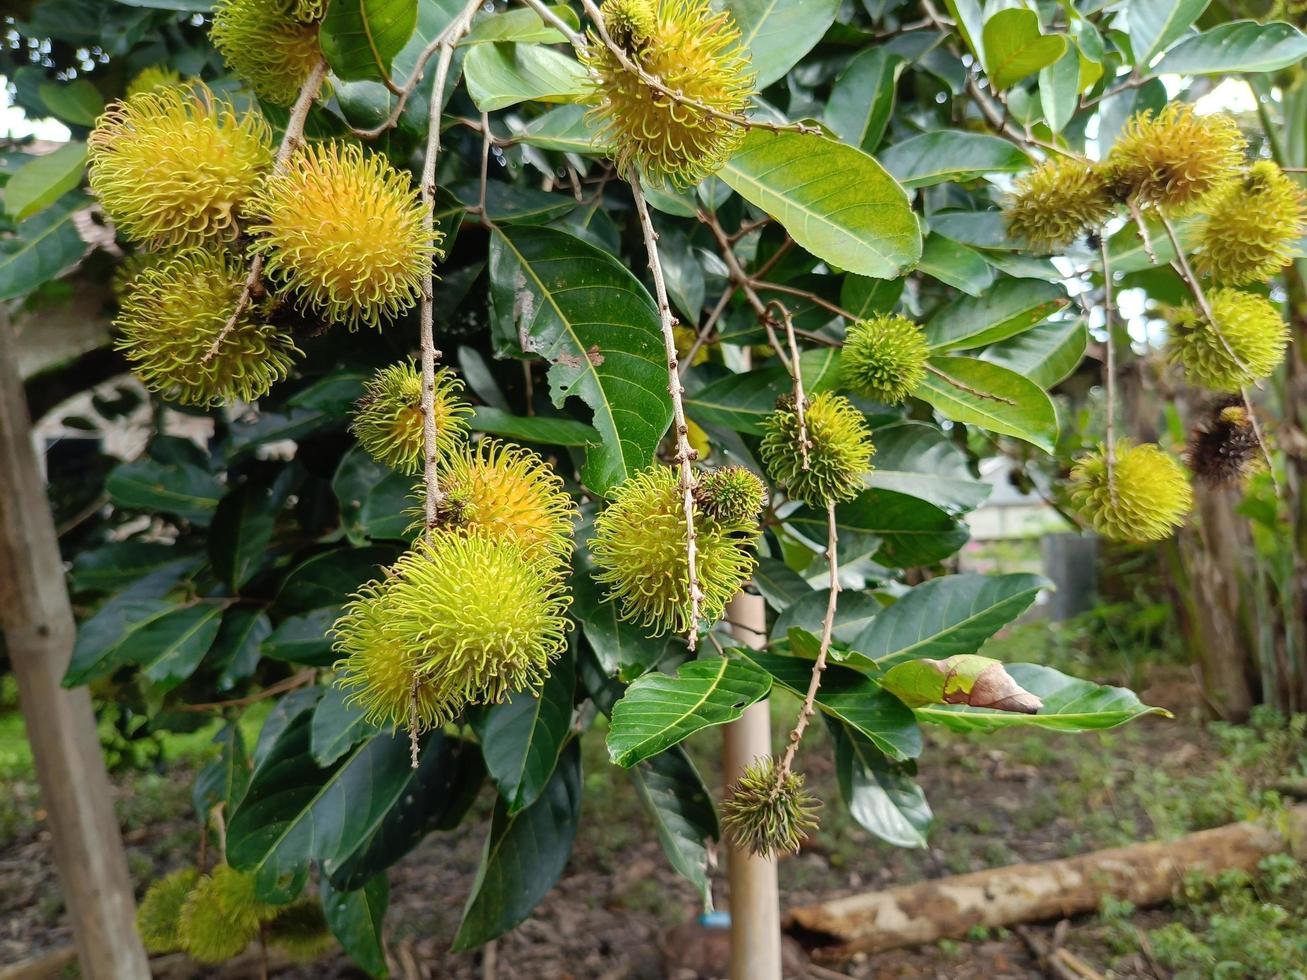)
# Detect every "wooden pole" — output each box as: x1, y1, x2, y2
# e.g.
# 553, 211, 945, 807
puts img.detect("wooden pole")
0, 310, 150, 979
722, 590, 782, 980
